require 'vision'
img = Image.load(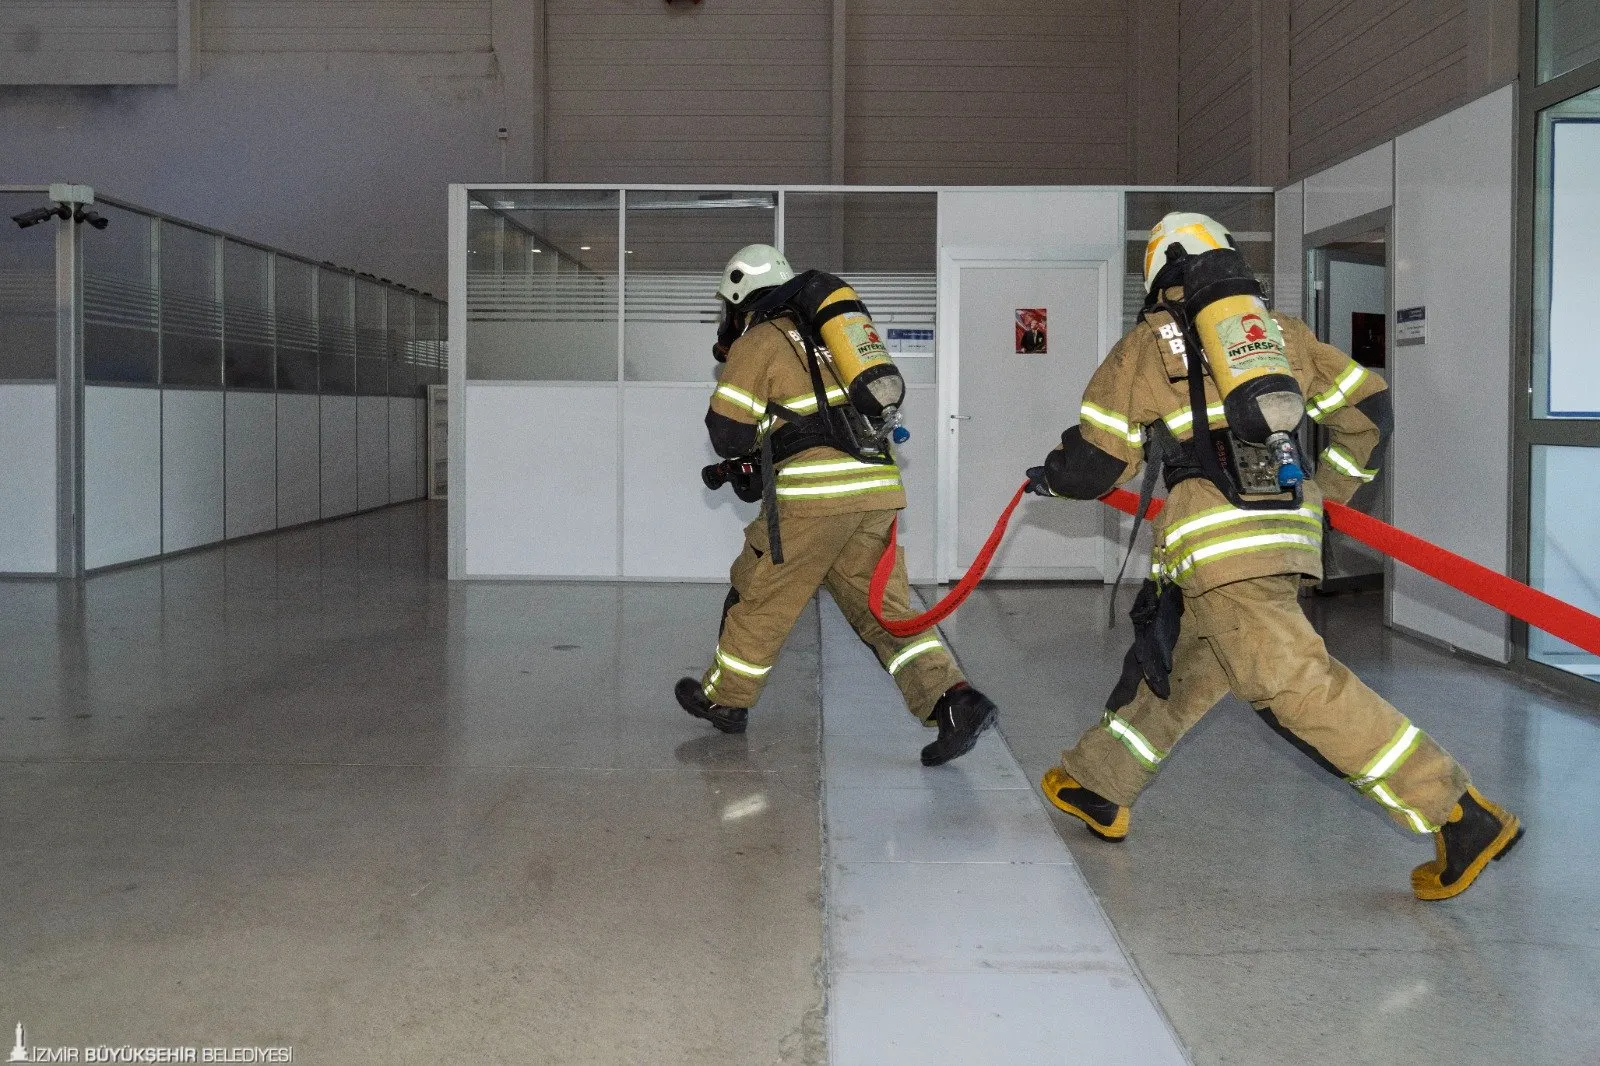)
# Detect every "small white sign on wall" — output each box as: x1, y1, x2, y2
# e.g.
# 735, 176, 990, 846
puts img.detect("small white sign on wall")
1395, 306, 1426, 346
886, 327, 934, 356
